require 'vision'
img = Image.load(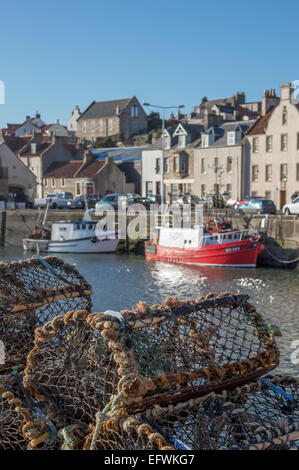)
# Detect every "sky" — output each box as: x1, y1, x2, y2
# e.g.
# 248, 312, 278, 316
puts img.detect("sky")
0, 0, 299, 128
